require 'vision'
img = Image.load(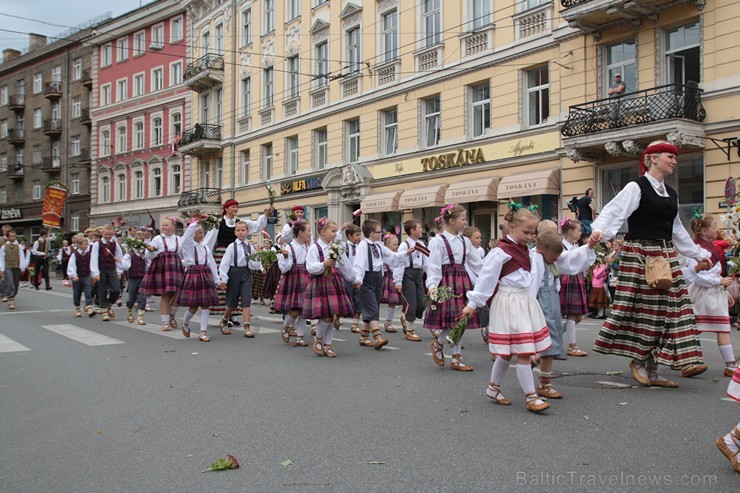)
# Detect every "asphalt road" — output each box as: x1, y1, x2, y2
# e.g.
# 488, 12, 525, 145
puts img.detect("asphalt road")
1, 278, 739, 492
